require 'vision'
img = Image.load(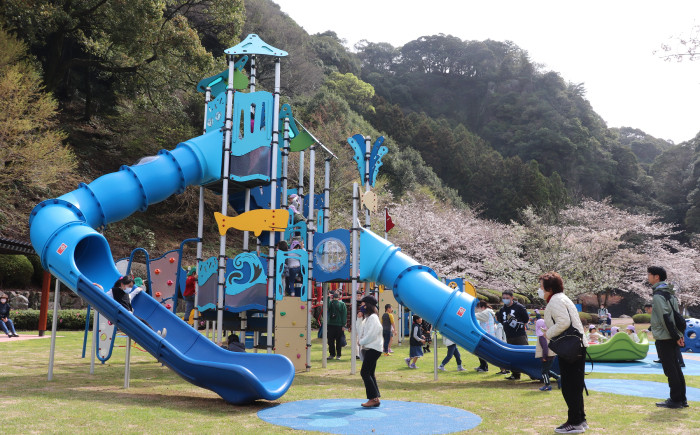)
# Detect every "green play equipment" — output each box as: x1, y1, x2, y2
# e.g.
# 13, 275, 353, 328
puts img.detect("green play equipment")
585, 332, 649, 362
